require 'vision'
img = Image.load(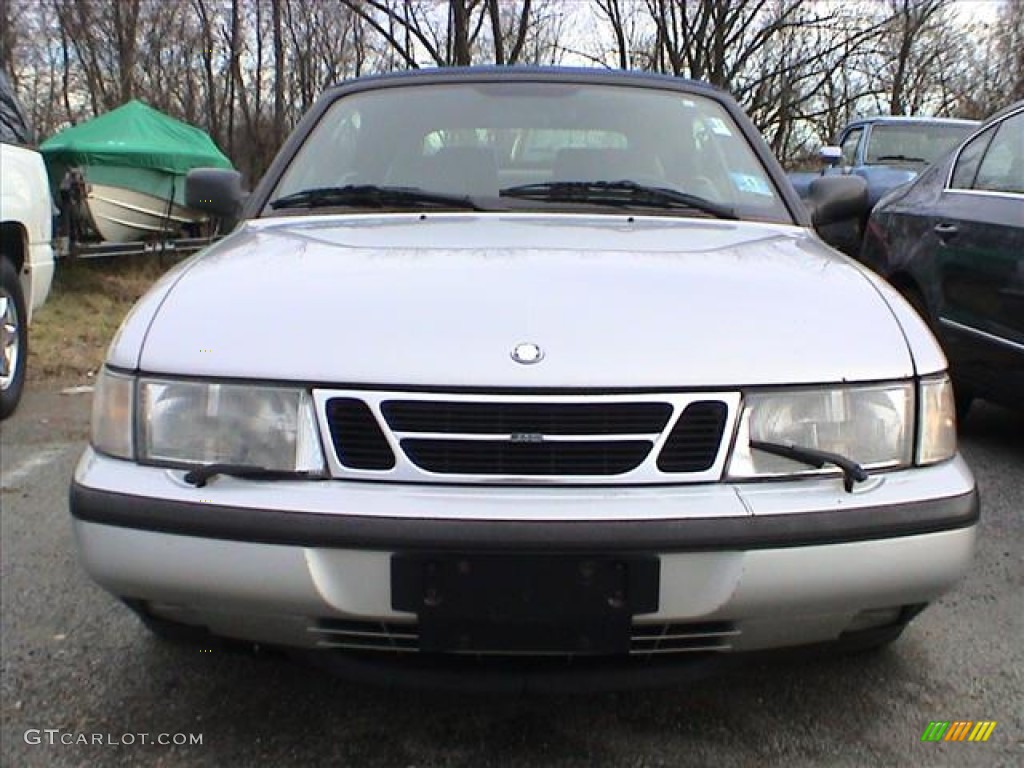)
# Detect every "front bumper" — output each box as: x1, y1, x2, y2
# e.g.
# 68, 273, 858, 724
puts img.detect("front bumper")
26, 240, 55, 321
70, 448, 978, 657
